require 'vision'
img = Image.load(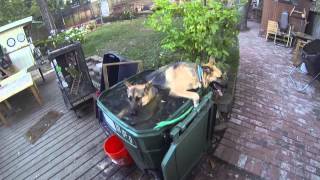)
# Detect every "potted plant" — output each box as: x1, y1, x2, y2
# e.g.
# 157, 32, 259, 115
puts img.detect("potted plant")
46, 27, 88, 49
